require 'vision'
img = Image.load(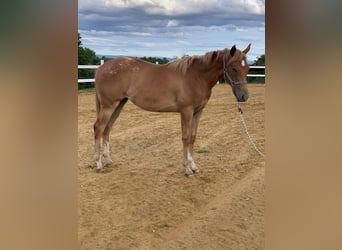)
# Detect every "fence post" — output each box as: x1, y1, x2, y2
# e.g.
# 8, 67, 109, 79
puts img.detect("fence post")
100, 59, 104, 65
